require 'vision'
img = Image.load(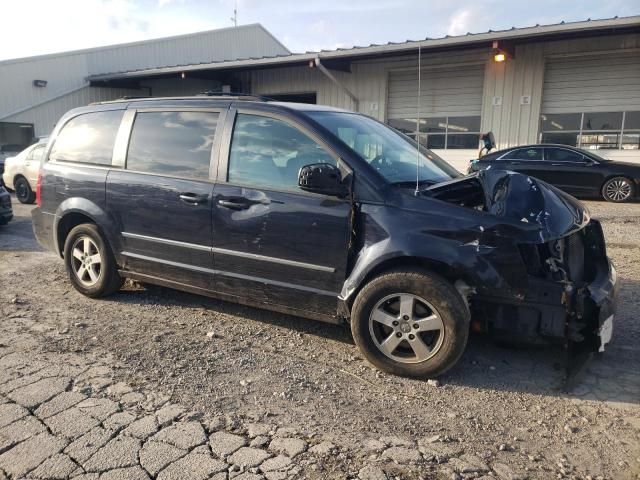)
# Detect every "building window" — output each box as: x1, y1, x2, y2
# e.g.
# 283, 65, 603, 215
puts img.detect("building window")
387, 116, 480, 149
540, 111, 640, 150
